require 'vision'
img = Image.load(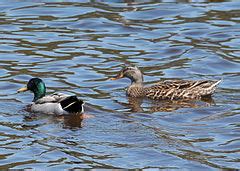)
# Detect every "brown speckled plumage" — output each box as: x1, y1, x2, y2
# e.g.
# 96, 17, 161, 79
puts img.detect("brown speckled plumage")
127, 84, 145, 97
111, 66, 221, 100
